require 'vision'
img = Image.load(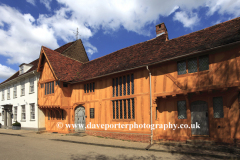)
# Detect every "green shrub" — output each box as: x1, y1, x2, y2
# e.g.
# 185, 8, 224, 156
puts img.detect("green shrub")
12, 121, 21, 126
